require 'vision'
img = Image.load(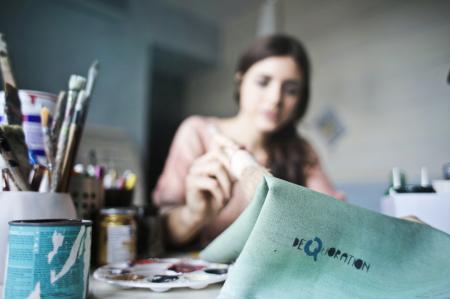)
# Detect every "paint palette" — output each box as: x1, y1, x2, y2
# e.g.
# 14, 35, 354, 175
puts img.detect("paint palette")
93, 258, 229, 292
